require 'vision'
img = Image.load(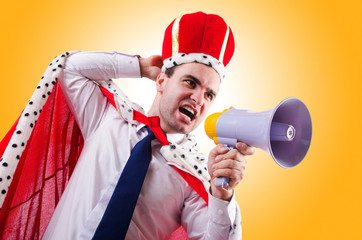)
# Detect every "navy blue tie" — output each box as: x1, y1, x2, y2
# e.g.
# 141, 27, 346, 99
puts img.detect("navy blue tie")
92, 126, 156, 240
